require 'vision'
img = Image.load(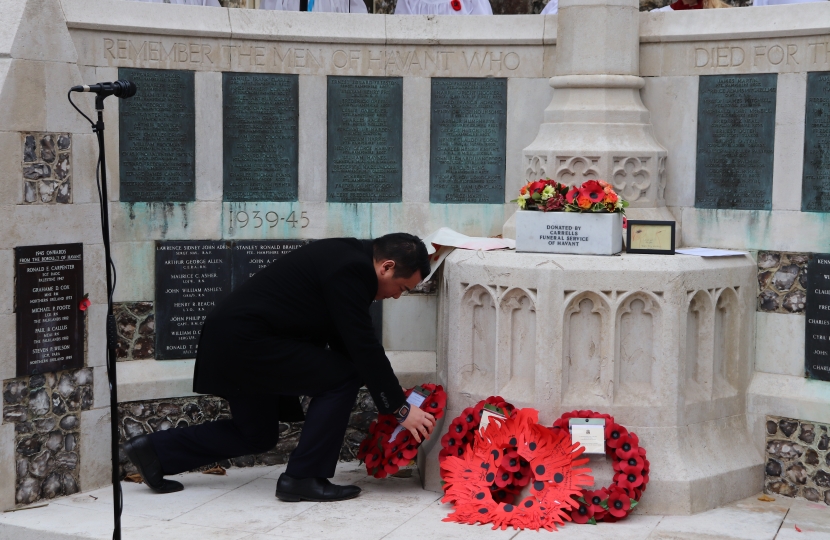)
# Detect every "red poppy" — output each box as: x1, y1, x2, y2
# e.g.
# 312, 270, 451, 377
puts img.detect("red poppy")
622, 454, 645, 471
571, 502, 594, 524
607, 489, 632, 518
460, 407, 480, 431
501, 450, 521, 472
365, 451, 382, 469
494, 469, 513, 488
566, 187, 579, 204
615, 433, 640, 460
424, 392, 447, 417
383, 461, 400, 475
579, 180, 604, 202
605, 423, 629, 449
450, 0, 461, 9
613, 475, 636, 496
584, 488, 608, 513
621, 465, 644, 488
529, 180, 547, 194
512, 468, 530, 487
623, 216, 628, 229
448, 416, 469, 439
79, 297, 91, 311
491, 488, 517, 504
